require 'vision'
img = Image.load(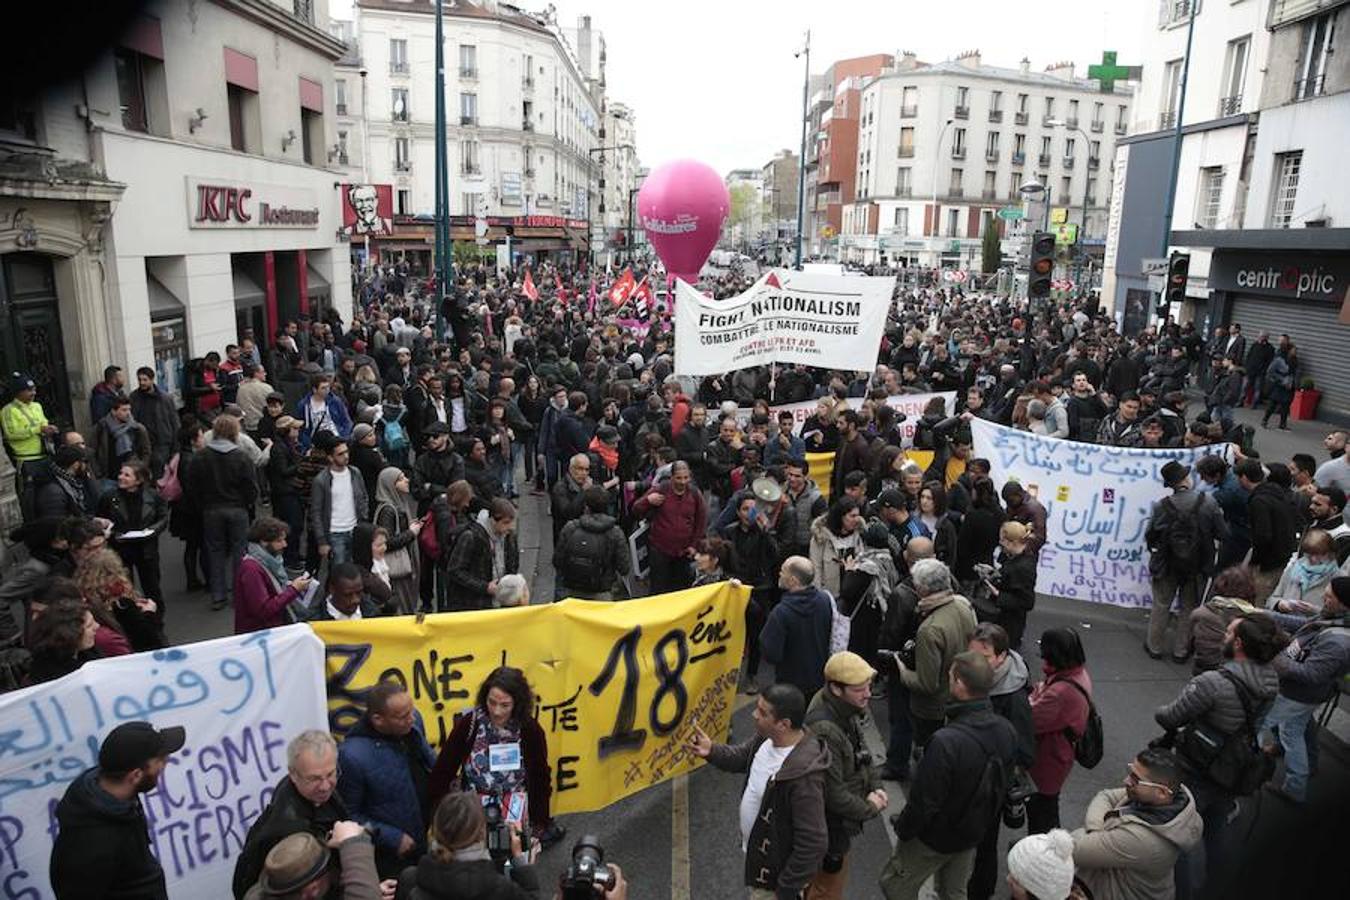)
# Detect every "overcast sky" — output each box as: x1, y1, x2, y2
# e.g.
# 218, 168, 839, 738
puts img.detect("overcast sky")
552, 0, 1149, 176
